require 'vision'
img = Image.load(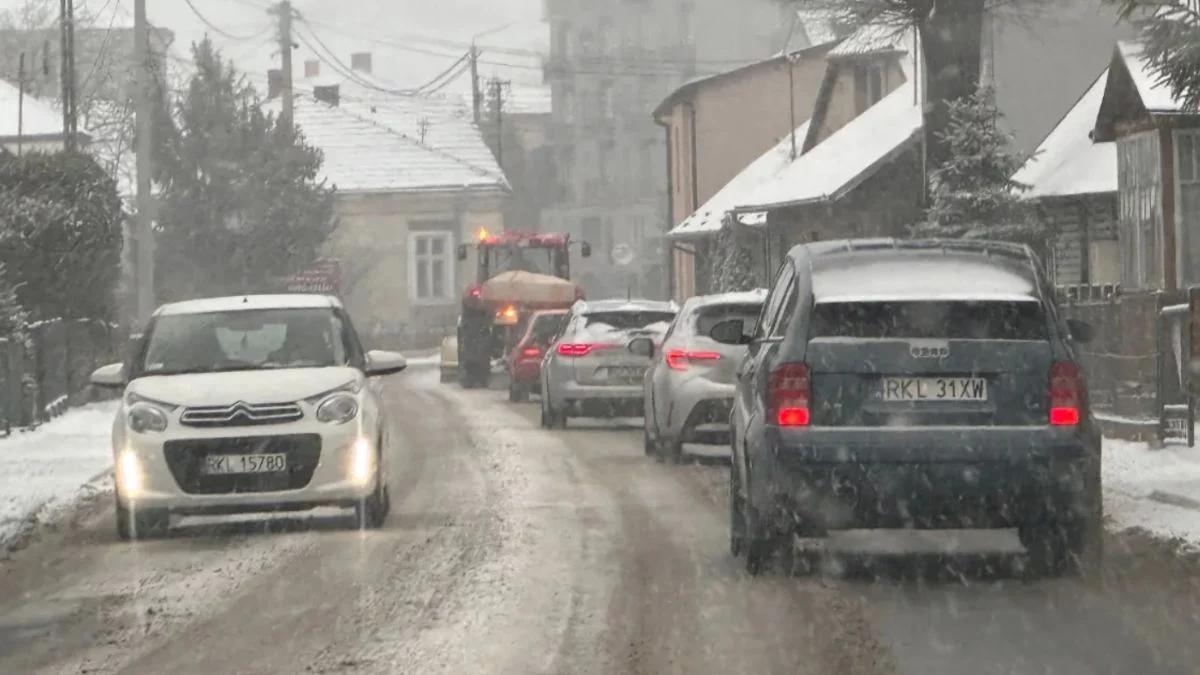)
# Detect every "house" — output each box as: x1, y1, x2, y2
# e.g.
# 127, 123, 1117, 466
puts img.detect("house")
267, 68, 509, 349
652, 13, 846, 301
1012, 70, 1120, 289
0, 78, 87, 153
